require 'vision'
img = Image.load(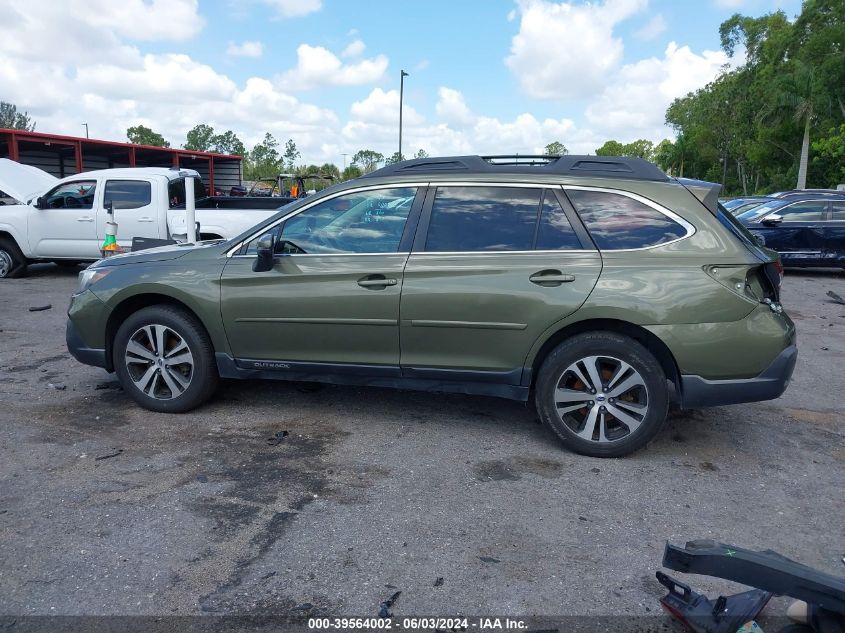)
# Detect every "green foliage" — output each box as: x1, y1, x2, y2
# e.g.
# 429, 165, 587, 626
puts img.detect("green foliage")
544, 141, 568, 156
283, 139, 301, 170
184, 125, 246, 156
0, 102, 35, 131
212, 130, 246, 156
385, 152, 404, 165
351, 149, 384, 173
127, 125, 170, 147
666, 1, 845, 193
244, 132, 280, 180
341, 165, 363, 181
595, 140, 625, 156
413, 149, 429, 159
811, 124, 845, 182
